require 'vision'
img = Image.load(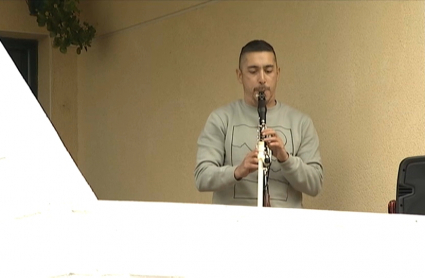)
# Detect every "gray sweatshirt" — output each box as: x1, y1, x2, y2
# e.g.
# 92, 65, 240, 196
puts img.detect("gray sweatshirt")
194, 99, 323, 207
